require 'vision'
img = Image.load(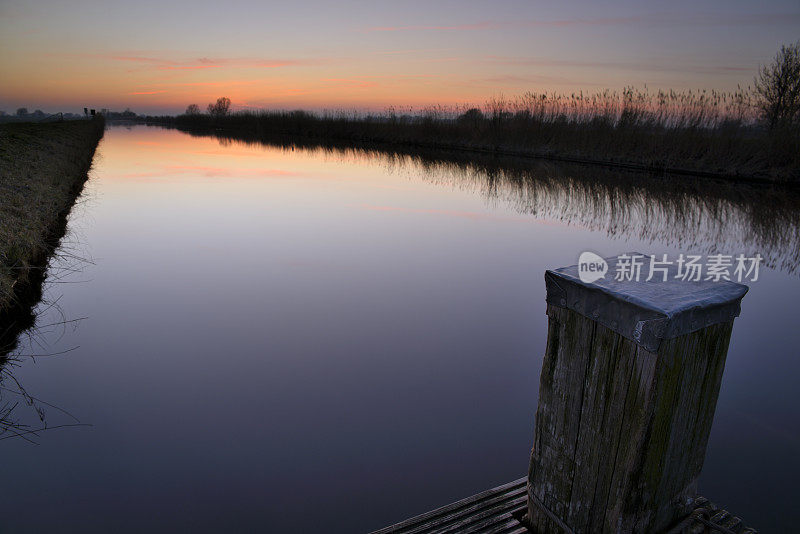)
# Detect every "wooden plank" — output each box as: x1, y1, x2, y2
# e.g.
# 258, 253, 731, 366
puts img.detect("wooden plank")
371, 477, 757, 534
664, 494, 758, 533
370, 478, 527, 534
528, 305, 597, 533
566, 320, 637, 531
600, 340, 659, 532
619, 321, 734, 532
431, 496, 526, 533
